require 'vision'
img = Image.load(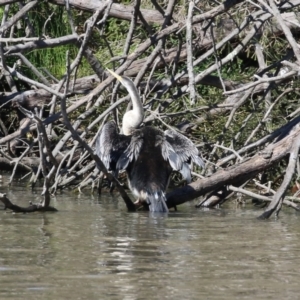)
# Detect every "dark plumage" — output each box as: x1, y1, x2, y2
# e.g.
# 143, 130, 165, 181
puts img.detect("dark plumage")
96, 120, 131, 177
96, 69, 204, 212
